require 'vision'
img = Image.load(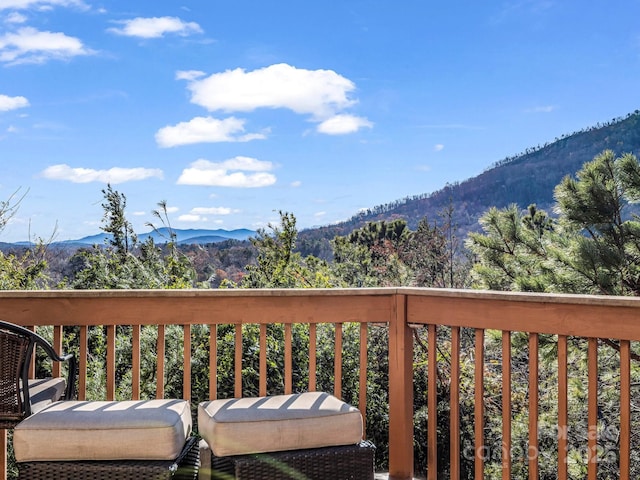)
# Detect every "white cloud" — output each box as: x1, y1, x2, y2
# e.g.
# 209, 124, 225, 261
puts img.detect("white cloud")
291, 180, 302, 188
526, 105, 556, 113
434, 144, 444, 151
40, 164, 163, 184
5, 12, 27, 23
316, 114, 373, 135
190, 207, 238, 215
0, 0, 88, 10
215, 156, 273, 171
182, 63, 357, 119
132, 211, 146, 216
165, 206, 179, 213
0, 27, 93, 65
107, 16, 202, 39
177, 157, 276, 188
176, 70, 205, 81
155, 116, 266, 147
0, 94, 28, 111
314, 211, 326, 218
178, 214, 201, 222
177, 213, 225, 224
